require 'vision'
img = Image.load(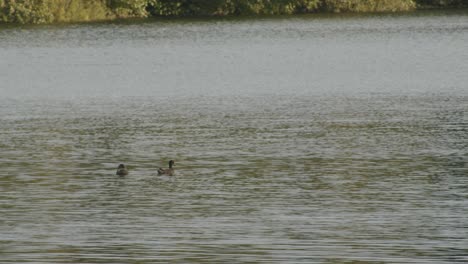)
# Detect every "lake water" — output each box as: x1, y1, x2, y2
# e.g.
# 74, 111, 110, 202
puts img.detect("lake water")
1, 11, 467, 263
